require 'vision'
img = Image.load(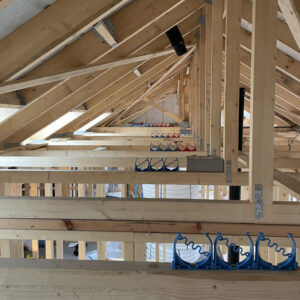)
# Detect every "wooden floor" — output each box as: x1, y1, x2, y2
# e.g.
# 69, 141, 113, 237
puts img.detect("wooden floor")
0, 259, 299, 299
